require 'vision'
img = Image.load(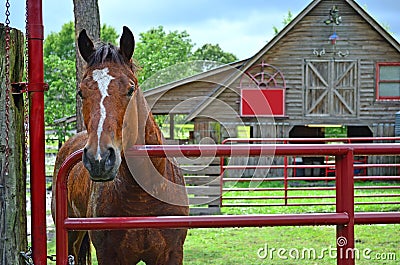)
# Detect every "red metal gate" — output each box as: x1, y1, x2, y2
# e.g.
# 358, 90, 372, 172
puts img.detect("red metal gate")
55, 144, 400, 265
